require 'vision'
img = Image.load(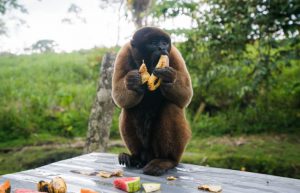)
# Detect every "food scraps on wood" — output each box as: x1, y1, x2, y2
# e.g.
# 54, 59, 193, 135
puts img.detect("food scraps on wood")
15, 189, 46, 193
0, 180, 11, 193
97, 170, 123, 178
37, 181, 50, 193
113, 177, 141, 192
166, 176, 177, 181
70, 170, 98, 176
71, 169, 123, 178
142, 183, 161, 193
37, 177, 67, 193
80, 188, 98, 193
198, 184, 222, 192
